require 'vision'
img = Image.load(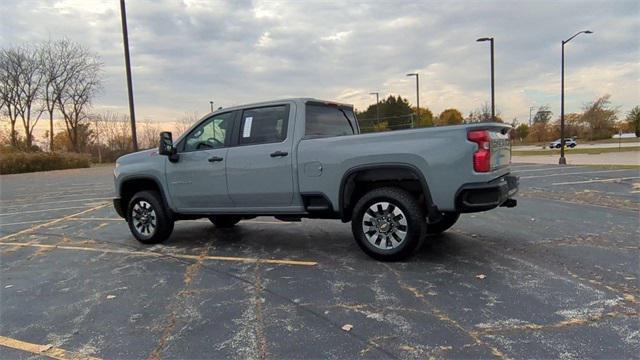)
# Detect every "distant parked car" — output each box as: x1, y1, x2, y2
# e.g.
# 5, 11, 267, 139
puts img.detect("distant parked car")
550, 138, 576, 148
